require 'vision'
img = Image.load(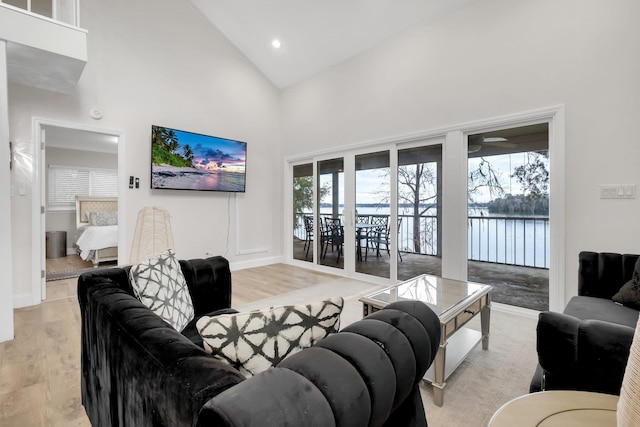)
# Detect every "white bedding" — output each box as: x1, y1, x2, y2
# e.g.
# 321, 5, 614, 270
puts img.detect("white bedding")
76, 225, 118, 261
